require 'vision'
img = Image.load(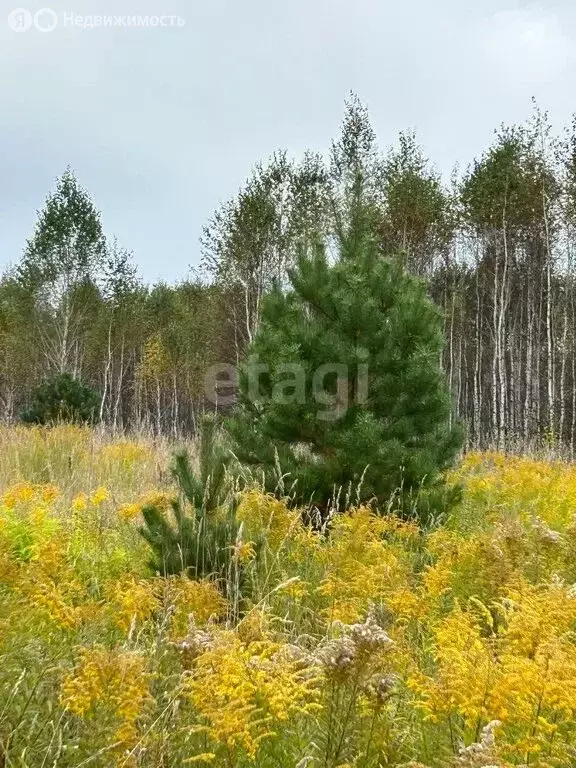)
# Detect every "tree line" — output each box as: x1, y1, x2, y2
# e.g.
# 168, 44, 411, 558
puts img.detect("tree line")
3, 95, 576, 449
